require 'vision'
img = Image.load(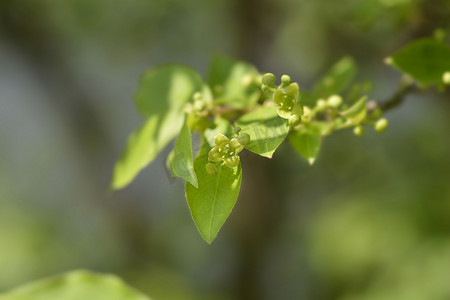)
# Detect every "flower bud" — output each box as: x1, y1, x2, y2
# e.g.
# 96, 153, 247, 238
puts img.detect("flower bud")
375, 118, 388, 133
237, 133, 250, 146
281, 75, 292, 86
288, 114, 301, 127
327, 95, 343, 107
262, 73, 276, 85
214, 134, 229, 145
317, 99, 327, 109
353, 125, 365, 137
261, 84, 271, 93
233, 127, 241, 134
